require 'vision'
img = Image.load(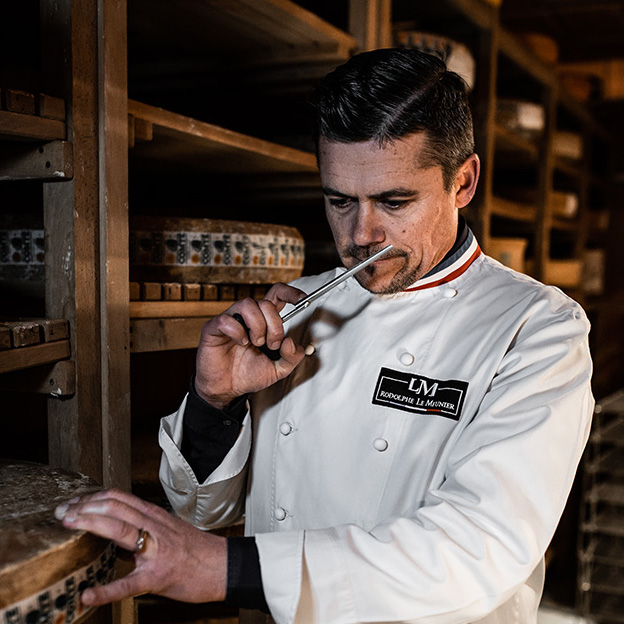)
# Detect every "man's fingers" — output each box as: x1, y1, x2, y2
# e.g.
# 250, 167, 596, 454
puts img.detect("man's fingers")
61, 510, 146, 553
264, 282, 307, 309
276, 337, 305, 367
81, 570, 149, 606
